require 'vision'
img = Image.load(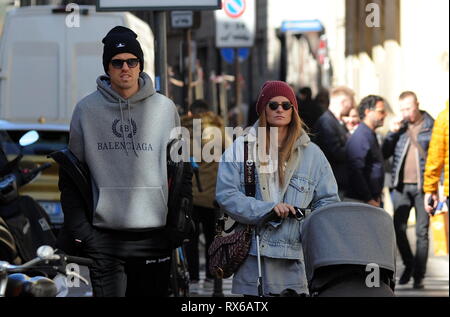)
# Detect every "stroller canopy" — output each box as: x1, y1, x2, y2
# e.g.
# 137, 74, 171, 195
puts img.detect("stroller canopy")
301, 202, 396, 284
